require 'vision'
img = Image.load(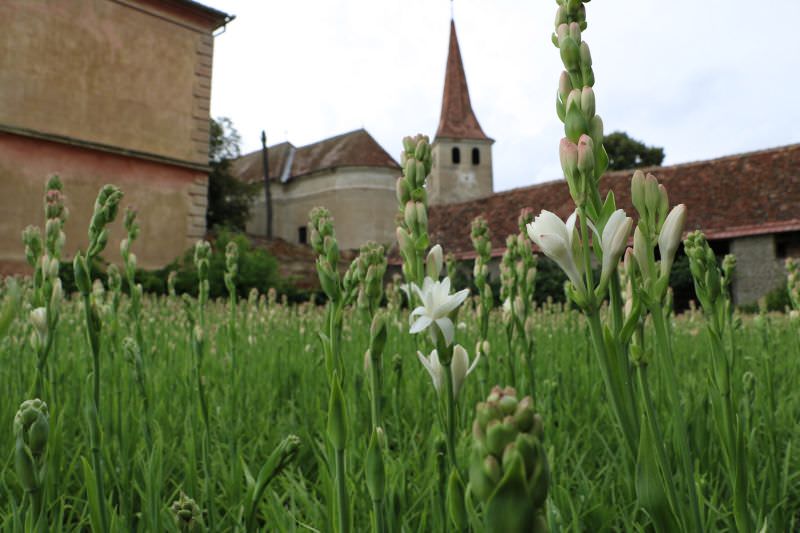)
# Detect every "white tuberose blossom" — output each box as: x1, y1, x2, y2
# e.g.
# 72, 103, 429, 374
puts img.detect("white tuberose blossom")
598, 209, 633, 284
417, 345, 480, 398
410, 277, 469, 346
526, 210, 585, 291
